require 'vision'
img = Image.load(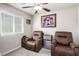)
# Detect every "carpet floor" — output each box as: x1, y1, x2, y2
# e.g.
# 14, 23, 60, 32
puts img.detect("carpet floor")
5, 48, 51, 56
